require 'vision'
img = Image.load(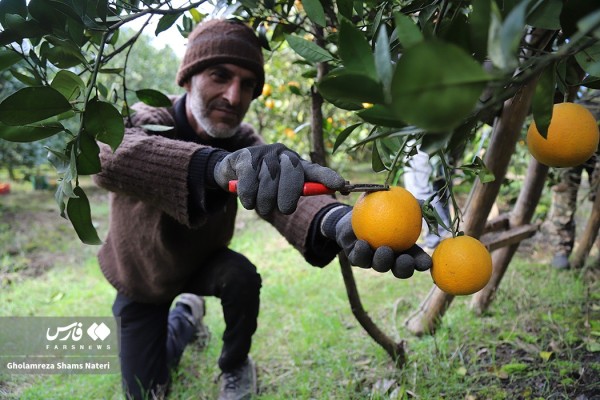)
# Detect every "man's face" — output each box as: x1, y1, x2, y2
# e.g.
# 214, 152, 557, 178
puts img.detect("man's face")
186, 64, 258, 139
